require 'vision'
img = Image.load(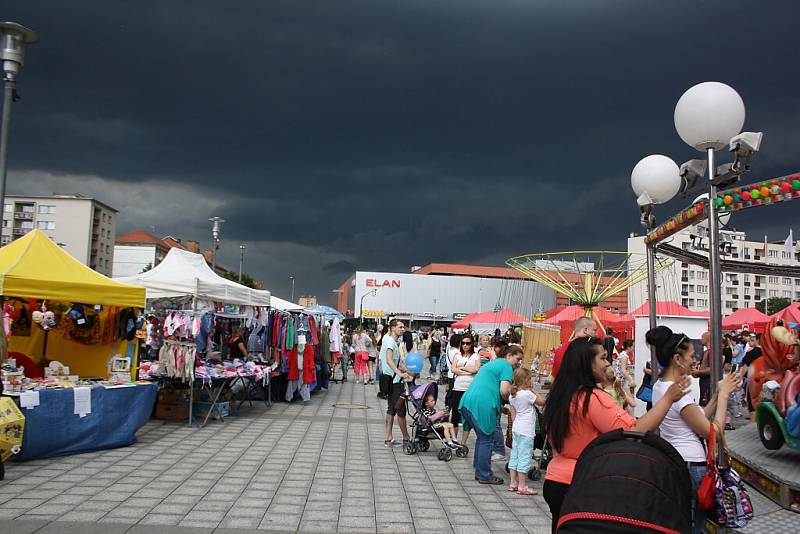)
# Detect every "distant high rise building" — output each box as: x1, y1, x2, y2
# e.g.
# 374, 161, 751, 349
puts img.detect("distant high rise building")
1, 194, 117, 276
